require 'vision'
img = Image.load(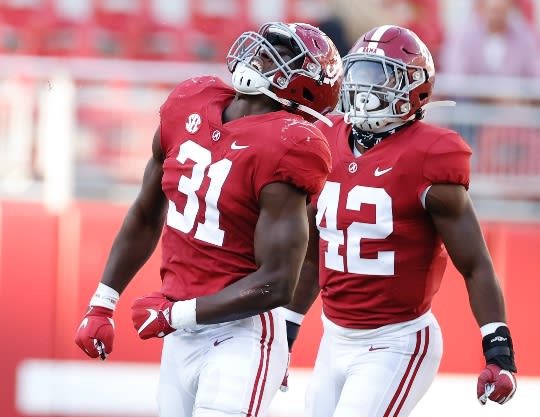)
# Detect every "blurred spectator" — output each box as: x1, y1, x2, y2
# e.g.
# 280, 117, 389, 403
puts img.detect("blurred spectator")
317, 13, 350, 56
439, 0, 540, 179
317, 0, 444, 60
382, 0, 444, 62
440, 0, 540, 77
317, 0, 390, 56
